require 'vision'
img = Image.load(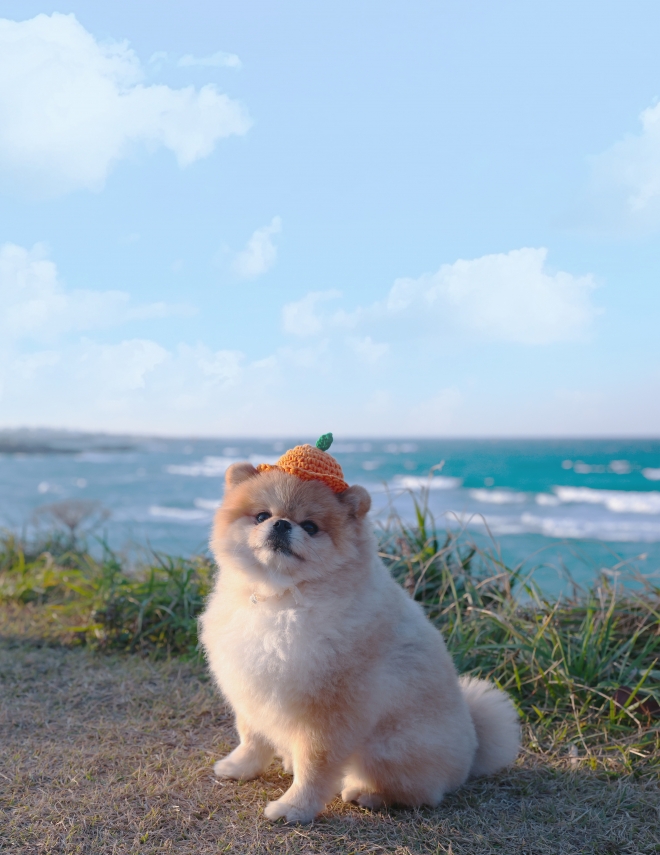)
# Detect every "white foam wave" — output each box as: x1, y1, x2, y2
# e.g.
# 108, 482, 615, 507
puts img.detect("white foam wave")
609, 460, 632, 474
560, 459, 632, 475
642, 468, 660, 481
573, 462, 606, 474
166, 454, 278, 478
447, 509, 660, 542
166, 456, 237, 477
553, 486, 660, 514
535, 493, 561, 506
470, 488, 527, 504
392, 475, 463, 491
384, 442, 418, 454
194, 498, 222, 511
448, 512, 527, 535
520, 512, 660, 542
149, 505, 210, 521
